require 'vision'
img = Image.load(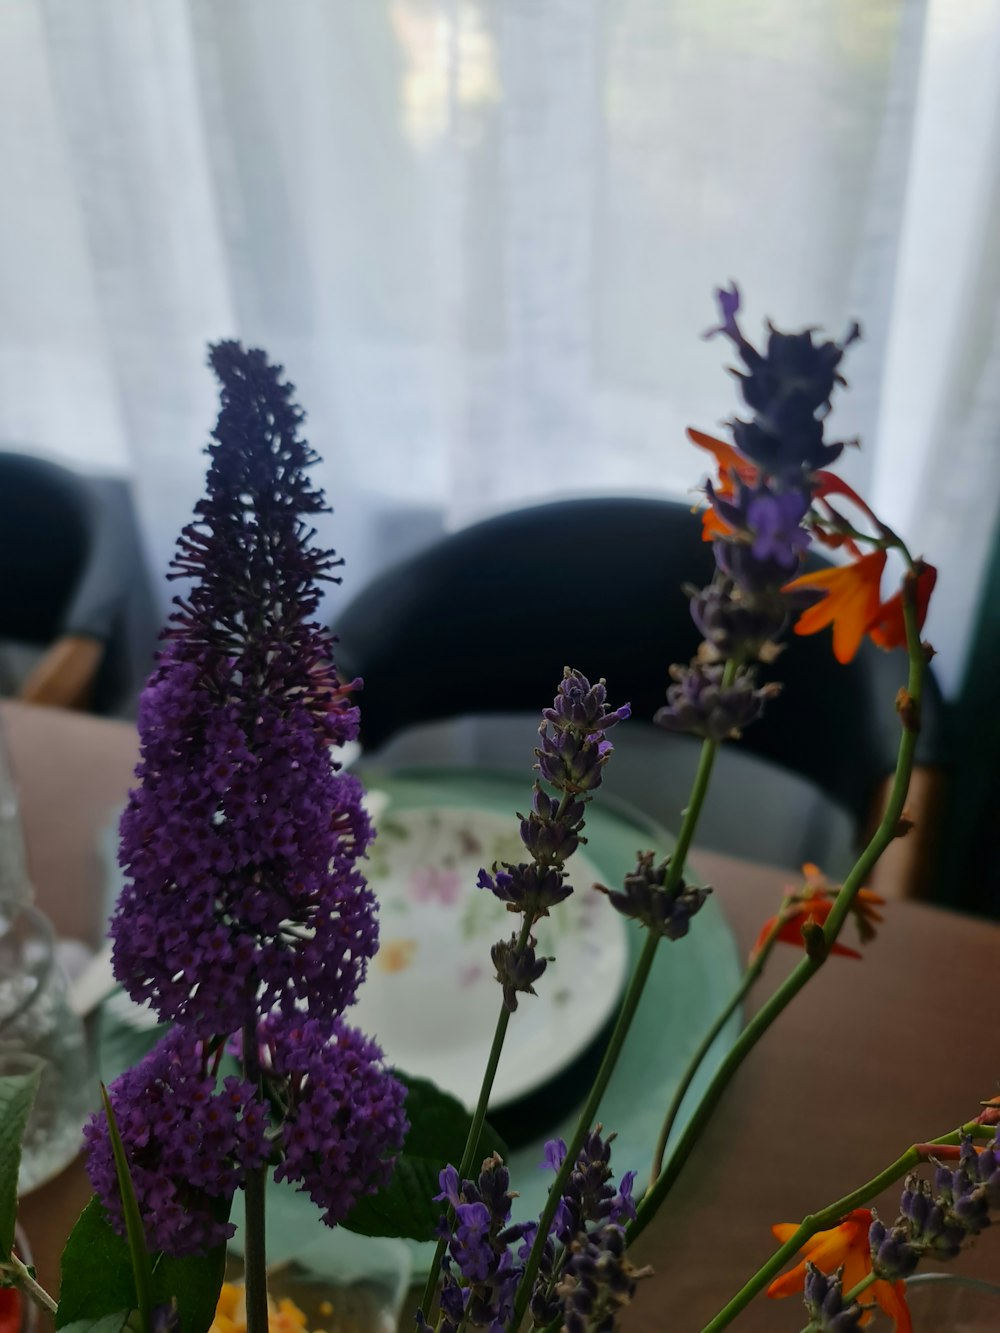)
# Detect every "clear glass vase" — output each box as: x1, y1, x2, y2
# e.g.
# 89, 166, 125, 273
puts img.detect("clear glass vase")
902, 1273, 1000, 1332
0, 715, 92, 1191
